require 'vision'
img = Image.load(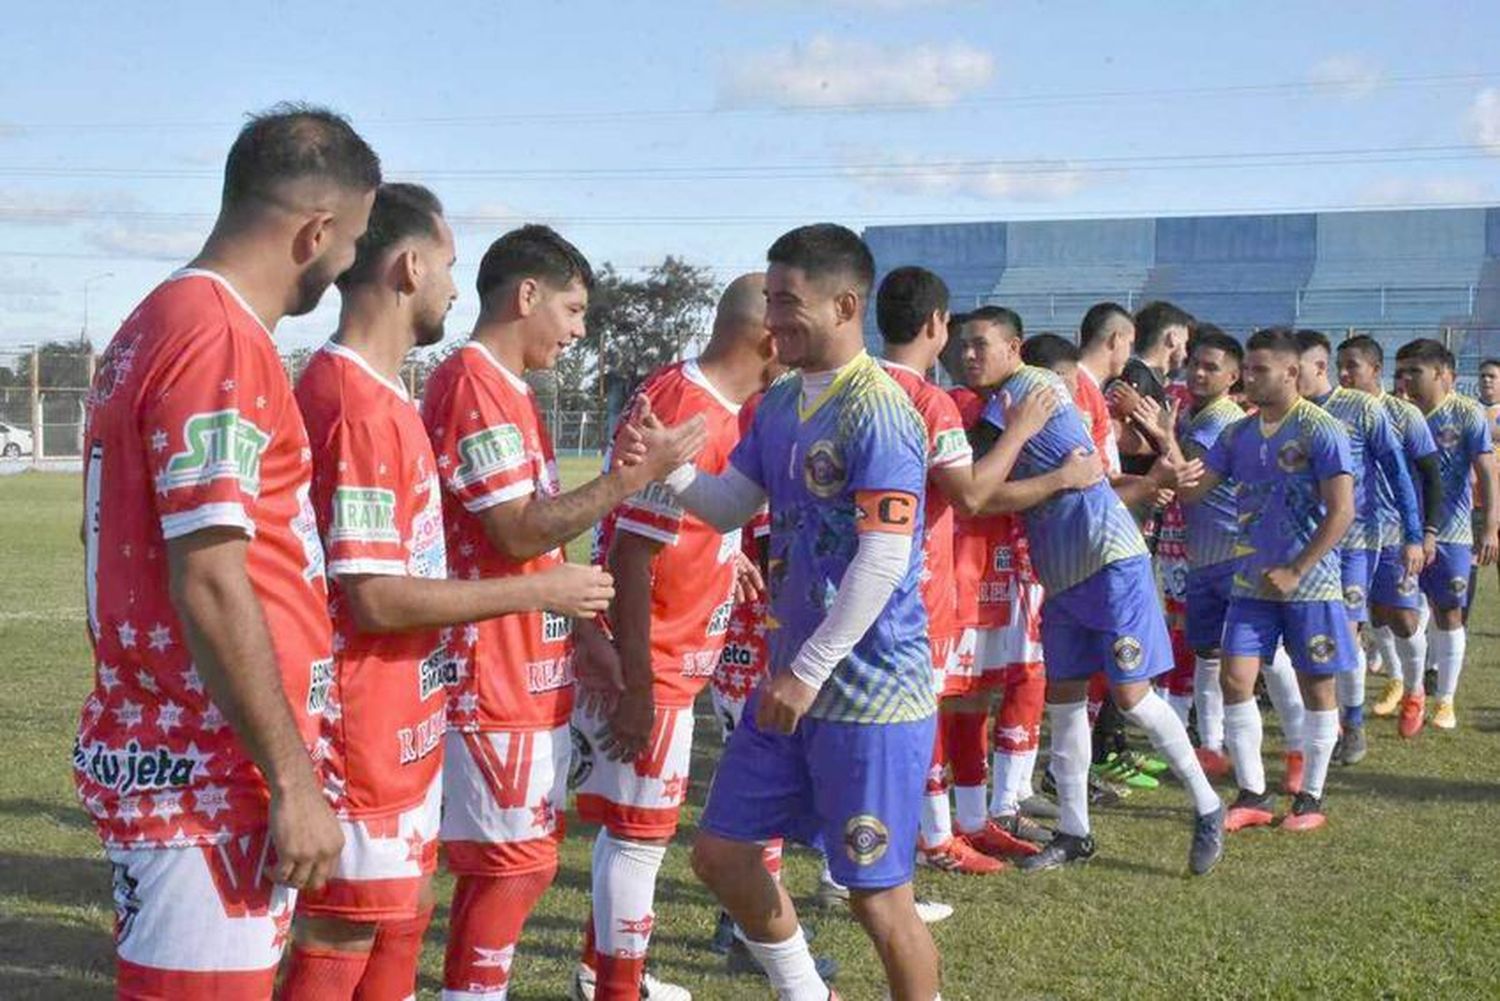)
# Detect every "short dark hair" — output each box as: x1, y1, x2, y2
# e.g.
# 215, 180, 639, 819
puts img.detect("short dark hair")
965, 305, 1023, 339
1480, 357, 1500, 372
1337, 334, 1383, 369
222, 103, 381, 212
1396, 338, 1454, 371
1294, 328, 1333, 356
337, 183, 444, 290
1021, 332, 1080, 371
876, 266, 950, 345
766, 224, 876, 300
1133, 300, 1195, 354
476, 224, 594, 301
1191, 323, 1243, 366
1246, 326, 1300, 356
1079, 301, 1132, 351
